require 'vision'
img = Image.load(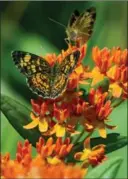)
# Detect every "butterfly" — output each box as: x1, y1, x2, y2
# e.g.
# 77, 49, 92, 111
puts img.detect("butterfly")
11, 50, 80, 99
66, 7, 96, 47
